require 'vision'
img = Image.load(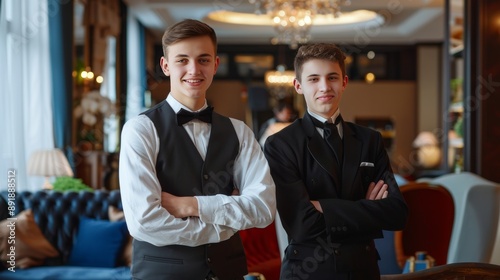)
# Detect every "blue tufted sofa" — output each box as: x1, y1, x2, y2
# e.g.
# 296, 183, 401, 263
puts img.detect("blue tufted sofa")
0, 190, 131, 280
